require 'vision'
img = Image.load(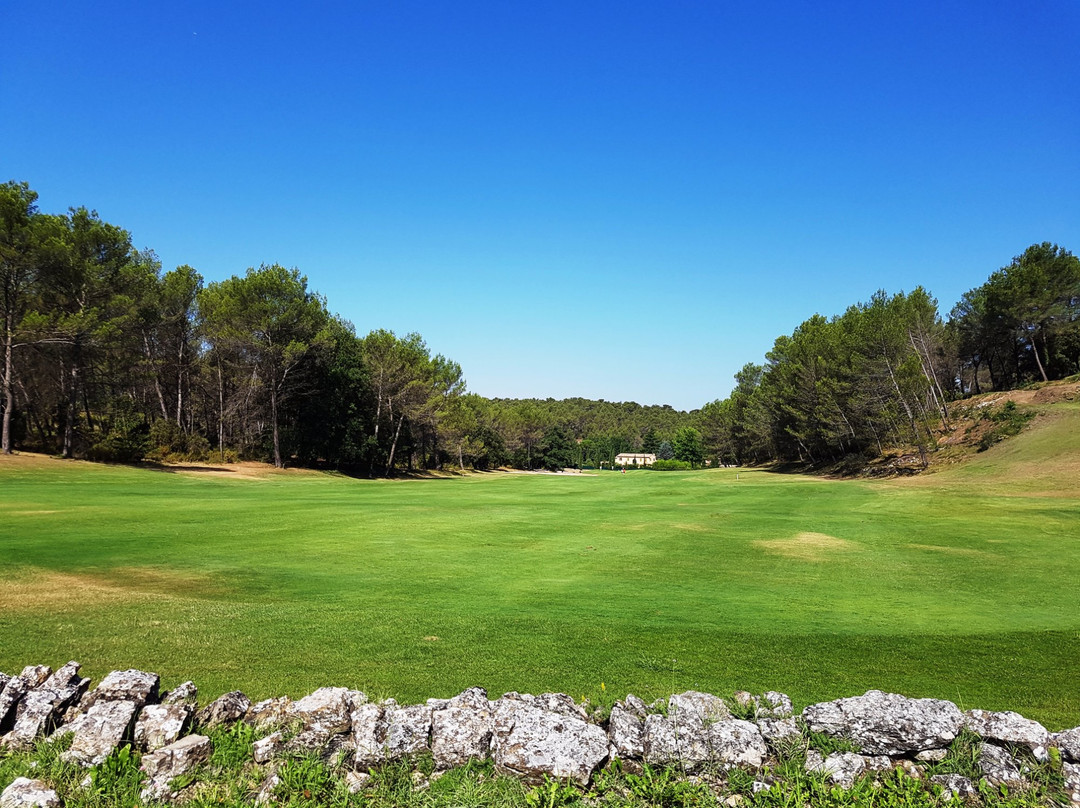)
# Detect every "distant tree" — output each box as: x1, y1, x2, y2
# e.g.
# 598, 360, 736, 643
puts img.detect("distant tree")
672, 427, 704, 466
657, 440, 674, 460
536, 424, 575, 471
641, 427, 661, 454
0, 182, 40, 453
199, 264, 331, 468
